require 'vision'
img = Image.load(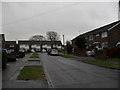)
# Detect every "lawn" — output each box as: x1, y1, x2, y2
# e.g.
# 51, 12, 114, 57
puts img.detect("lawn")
81, 59, 120, 69
17, 66, 45, 80
27, 60, 40, 62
